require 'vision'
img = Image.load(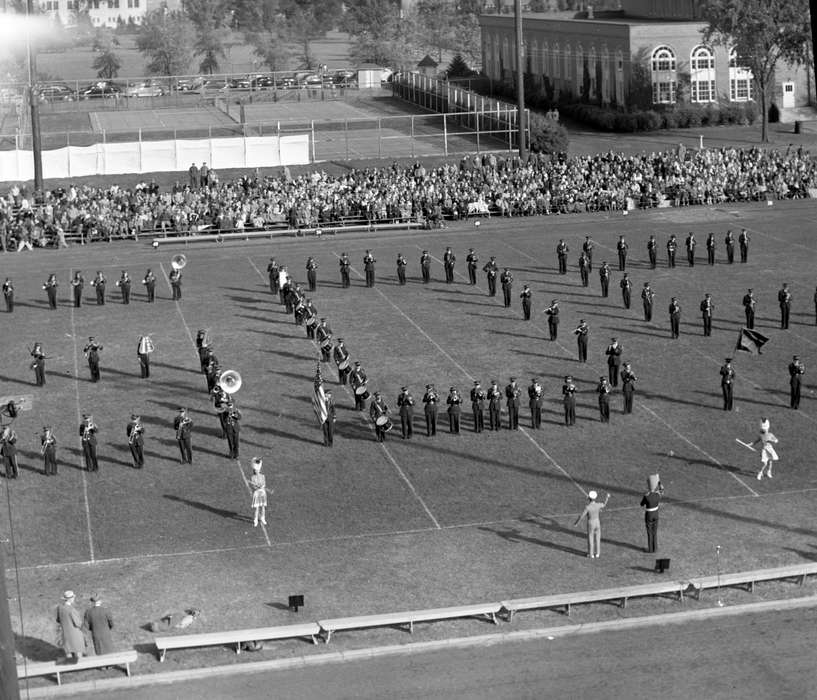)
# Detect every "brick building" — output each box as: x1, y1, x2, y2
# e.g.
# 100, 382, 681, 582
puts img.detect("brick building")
479, 0, 812, 112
